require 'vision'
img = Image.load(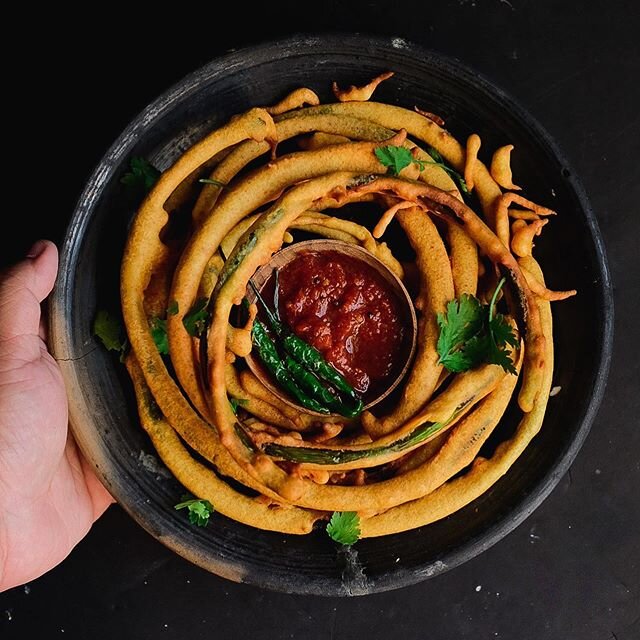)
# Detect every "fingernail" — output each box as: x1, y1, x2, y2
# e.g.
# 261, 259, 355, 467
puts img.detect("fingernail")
26, 240, 48, 259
